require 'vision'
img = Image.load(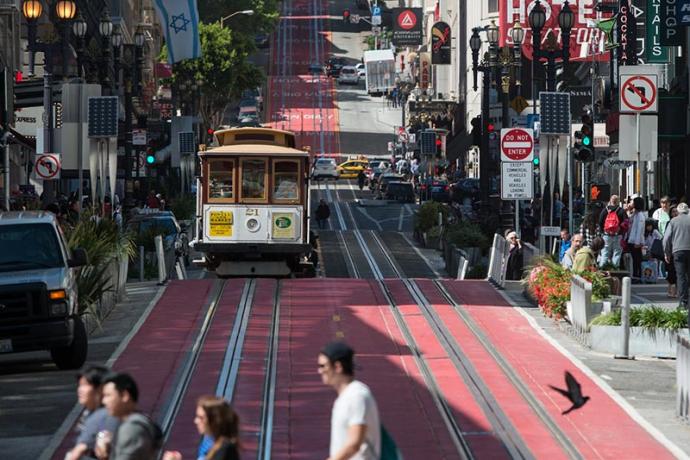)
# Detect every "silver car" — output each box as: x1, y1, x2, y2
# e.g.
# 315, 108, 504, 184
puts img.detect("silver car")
311, 157, 339, 180
0, 211, 88, 369
338, 66, 360, 85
